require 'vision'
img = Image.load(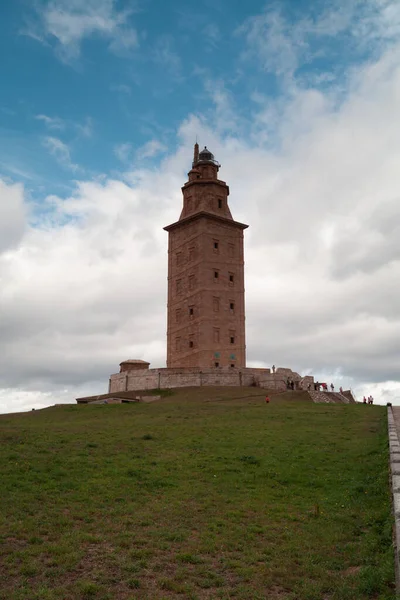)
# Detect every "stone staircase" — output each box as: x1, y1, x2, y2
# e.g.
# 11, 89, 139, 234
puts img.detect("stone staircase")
308, 390, 354, 404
